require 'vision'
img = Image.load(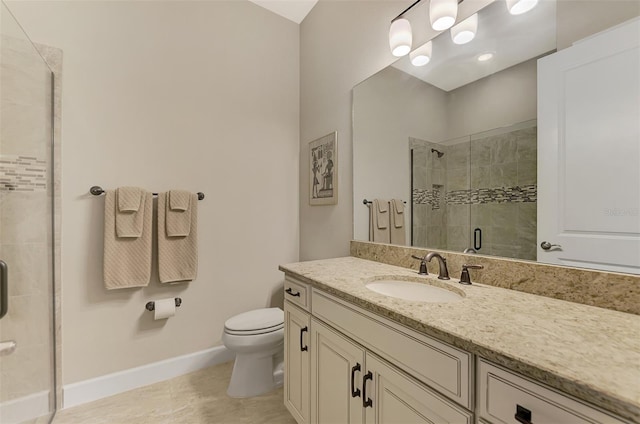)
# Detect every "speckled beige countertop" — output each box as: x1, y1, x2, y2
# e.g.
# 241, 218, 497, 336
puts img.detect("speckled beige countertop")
279, 257, 640, 422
